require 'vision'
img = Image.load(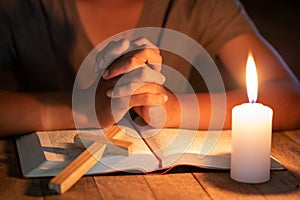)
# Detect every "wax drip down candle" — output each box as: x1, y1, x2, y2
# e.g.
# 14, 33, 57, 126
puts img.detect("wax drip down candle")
230, 52, 273, 183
